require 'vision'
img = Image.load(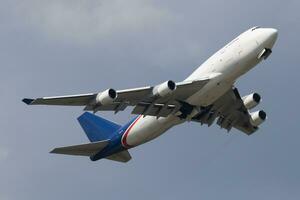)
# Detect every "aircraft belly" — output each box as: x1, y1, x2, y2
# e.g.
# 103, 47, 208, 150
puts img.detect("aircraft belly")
125, 115, 181, 147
